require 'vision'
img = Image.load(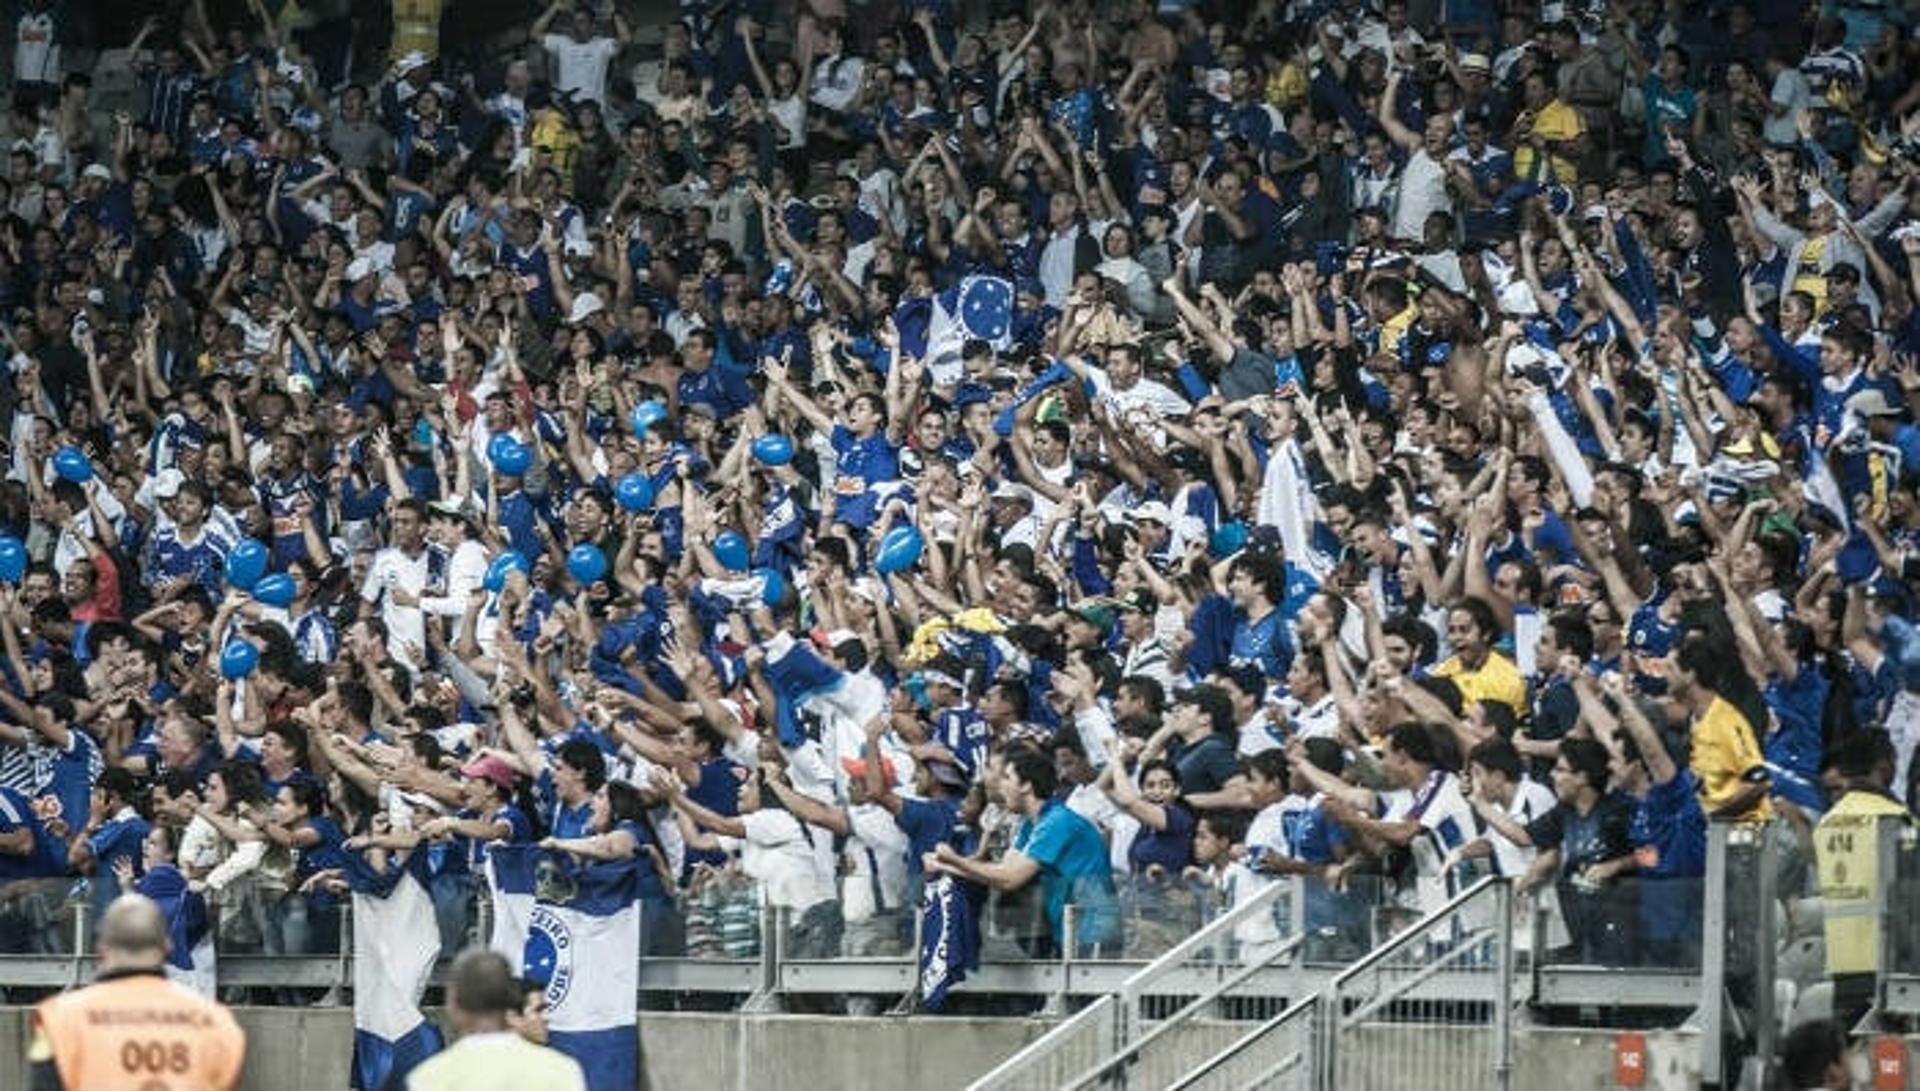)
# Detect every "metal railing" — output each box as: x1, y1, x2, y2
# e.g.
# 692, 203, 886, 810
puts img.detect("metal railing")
967, 878, 1298, 1091
1067, 879, 1512, 1091
3, 823, 1822, 1089
1167, 995, 1322, 1091
1324, 877, 1514, 1091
